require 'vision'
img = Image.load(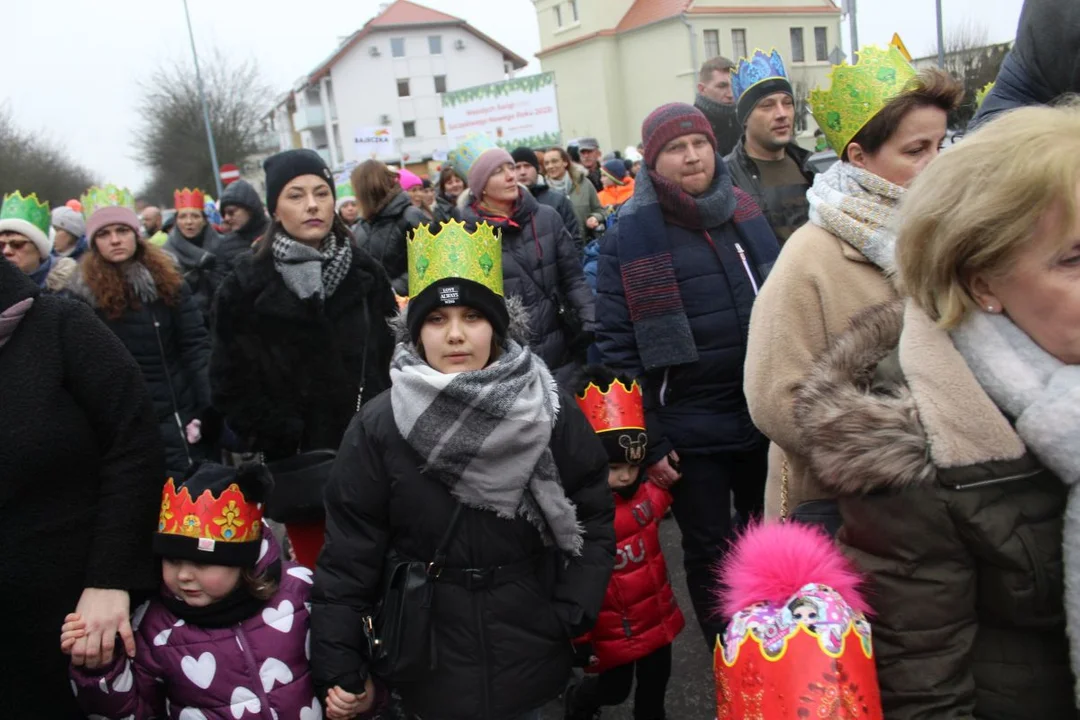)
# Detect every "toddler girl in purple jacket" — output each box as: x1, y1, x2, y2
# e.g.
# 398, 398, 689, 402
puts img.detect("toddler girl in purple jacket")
60, 463, 382, 720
